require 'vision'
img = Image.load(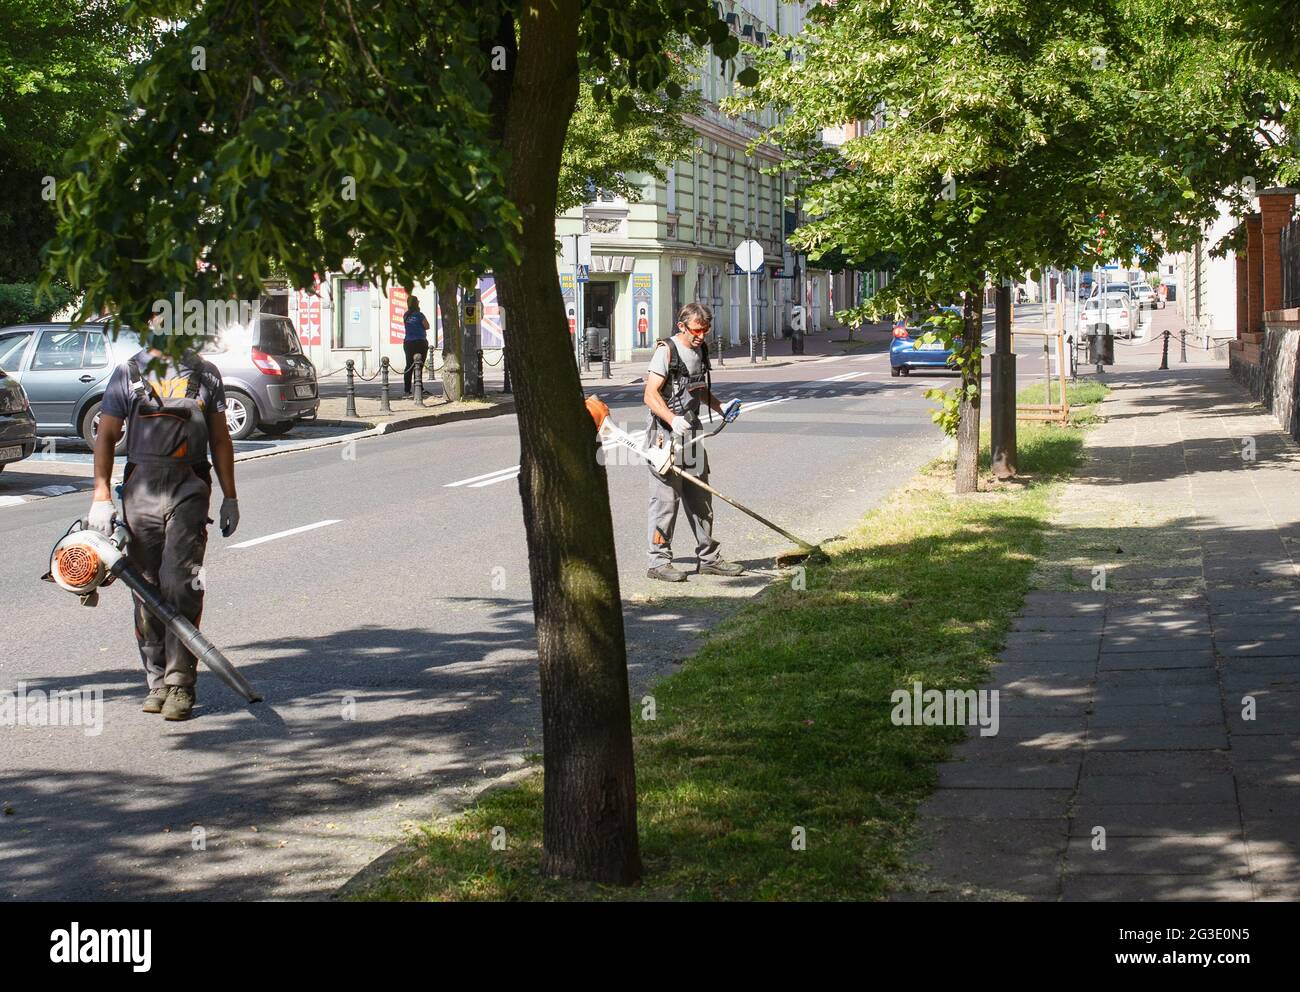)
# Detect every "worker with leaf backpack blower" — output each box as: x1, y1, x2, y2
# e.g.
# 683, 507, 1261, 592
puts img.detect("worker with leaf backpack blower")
86, 320, 240, 721
643, 302, 743, 583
